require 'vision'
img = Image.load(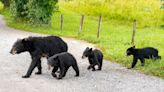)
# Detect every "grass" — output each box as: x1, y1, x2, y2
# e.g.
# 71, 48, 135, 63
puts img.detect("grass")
59, 0, 164, 28
1, 7, 164, 79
